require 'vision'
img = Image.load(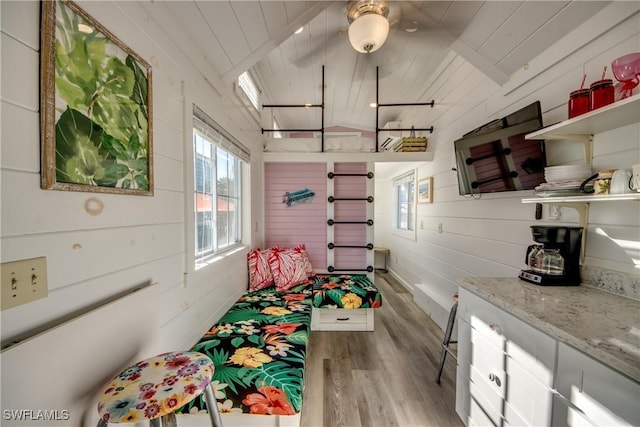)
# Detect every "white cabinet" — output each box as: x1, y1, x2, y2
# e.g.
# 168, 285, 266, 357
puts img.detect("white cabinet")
456, 288, 640, 427
456, 288, 556, 426
552, 342, 640, 426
